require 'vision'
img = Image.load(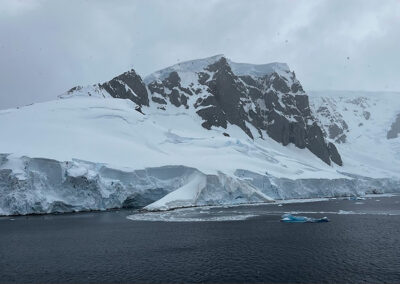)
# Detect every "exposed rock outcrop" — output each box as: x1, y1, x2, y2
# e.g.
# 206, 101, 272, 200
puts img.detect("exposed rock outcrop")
66, 69, 149, 107
145, 56, 342, 165
66, 55, 342, 166
387, 114, 400, 139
